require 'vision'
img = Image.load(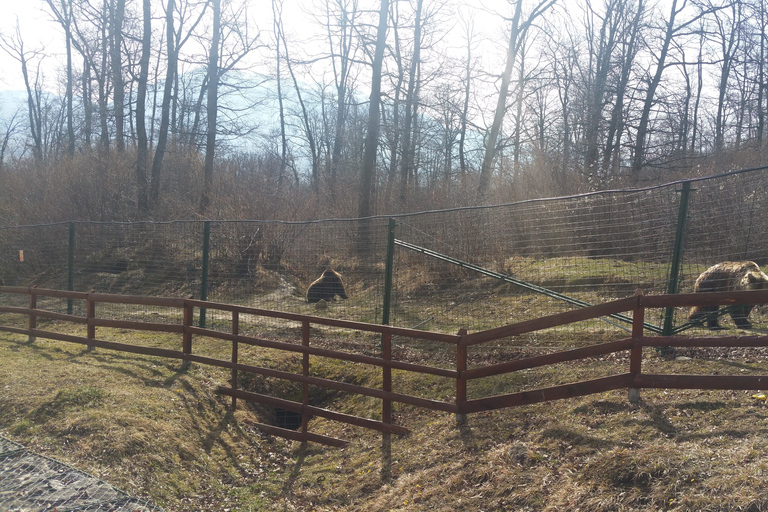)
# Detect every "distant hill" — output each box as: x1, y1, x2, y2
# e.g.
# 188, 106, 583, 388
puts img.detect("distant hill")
0, 90, 29, 119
